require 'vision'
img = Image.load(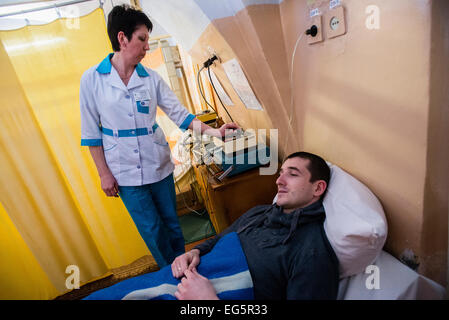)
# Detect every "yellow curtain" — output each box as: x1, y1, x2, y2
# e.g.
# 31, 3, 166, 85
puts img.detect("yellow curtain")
0, 9, 150, 299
